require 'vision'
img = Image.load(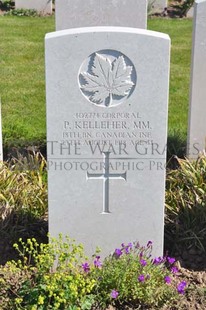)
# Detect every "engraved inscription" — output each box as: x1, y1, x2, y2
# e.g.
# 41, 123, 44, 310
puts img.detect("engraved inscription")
87, 152, 127, 214
79, 50, 136, 107
61, 112, 153, 149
